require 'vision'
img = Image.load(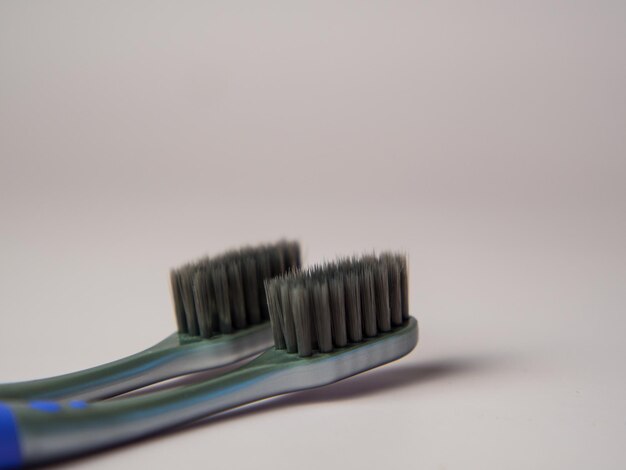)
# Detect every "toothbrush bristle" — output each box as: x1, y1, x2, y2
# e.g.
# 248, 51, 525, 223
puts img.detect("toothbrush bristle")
265, 253, 409, 357
170, 240, 301, 338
